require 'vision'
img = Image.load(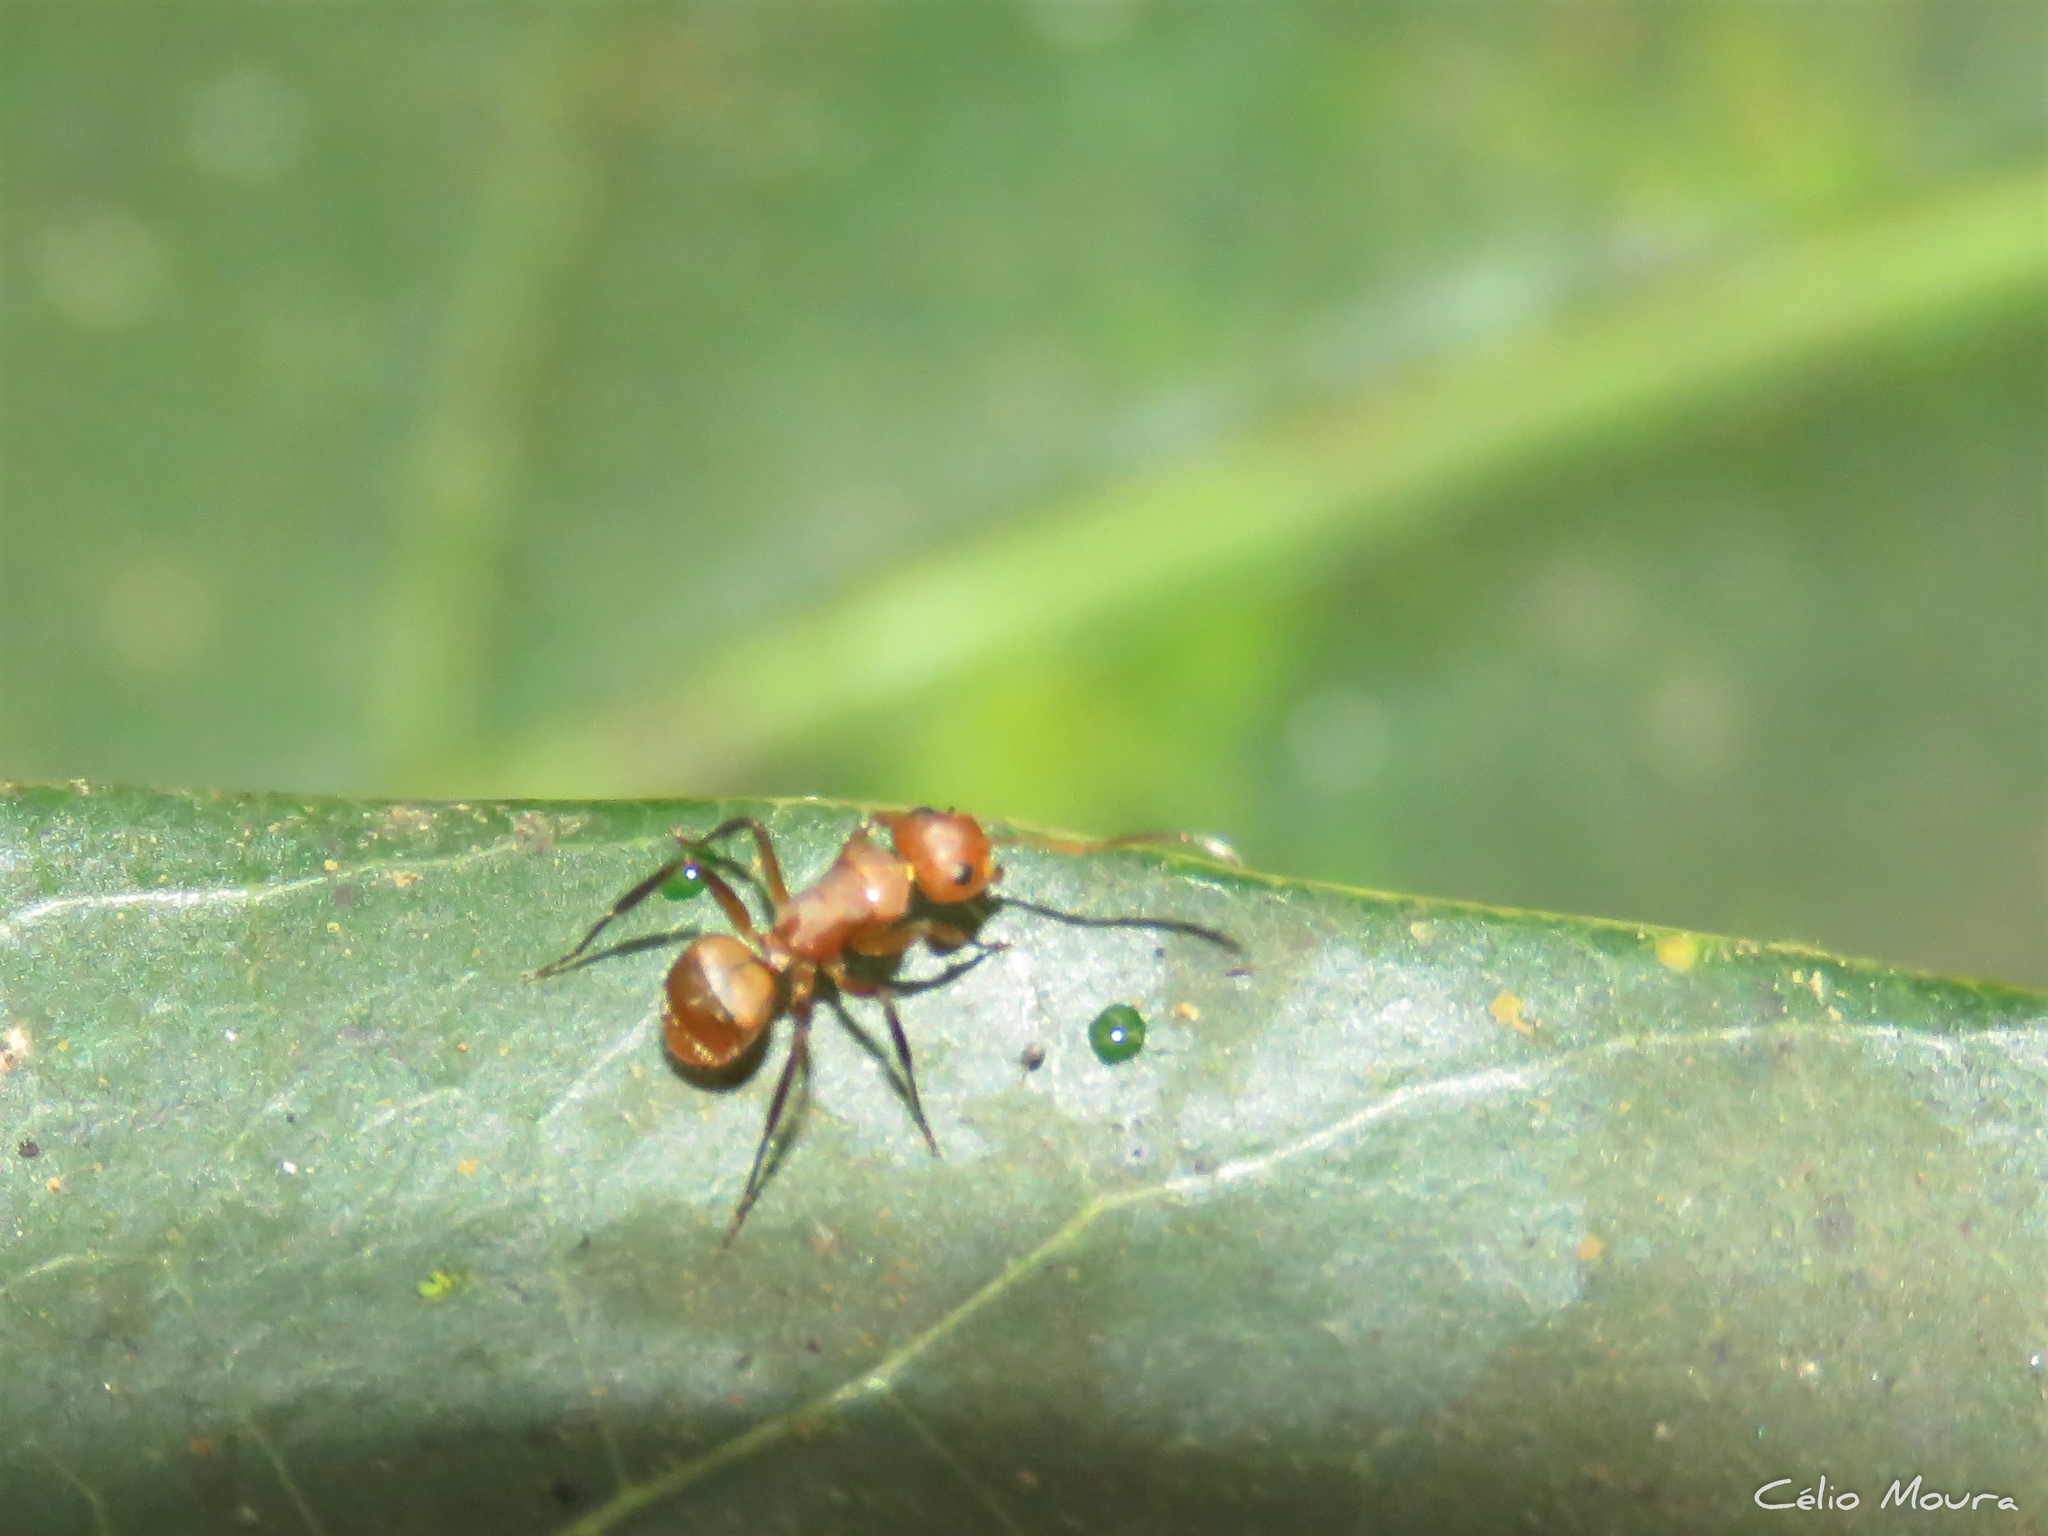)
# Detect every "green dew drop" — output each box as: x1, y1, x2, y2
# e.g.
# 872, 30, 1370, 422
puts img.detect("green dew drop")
1088, 1003, 1147, 1065
661, 862, 709, 901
